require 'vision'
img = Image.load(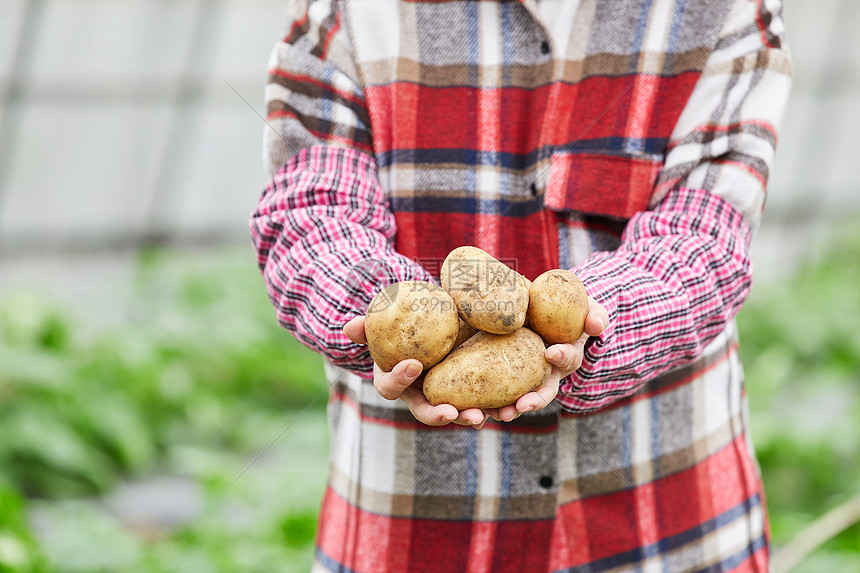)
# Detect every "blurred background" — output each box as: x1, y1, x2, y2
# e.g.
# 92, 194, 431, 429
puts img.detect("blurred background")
0, 0, 858, 571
